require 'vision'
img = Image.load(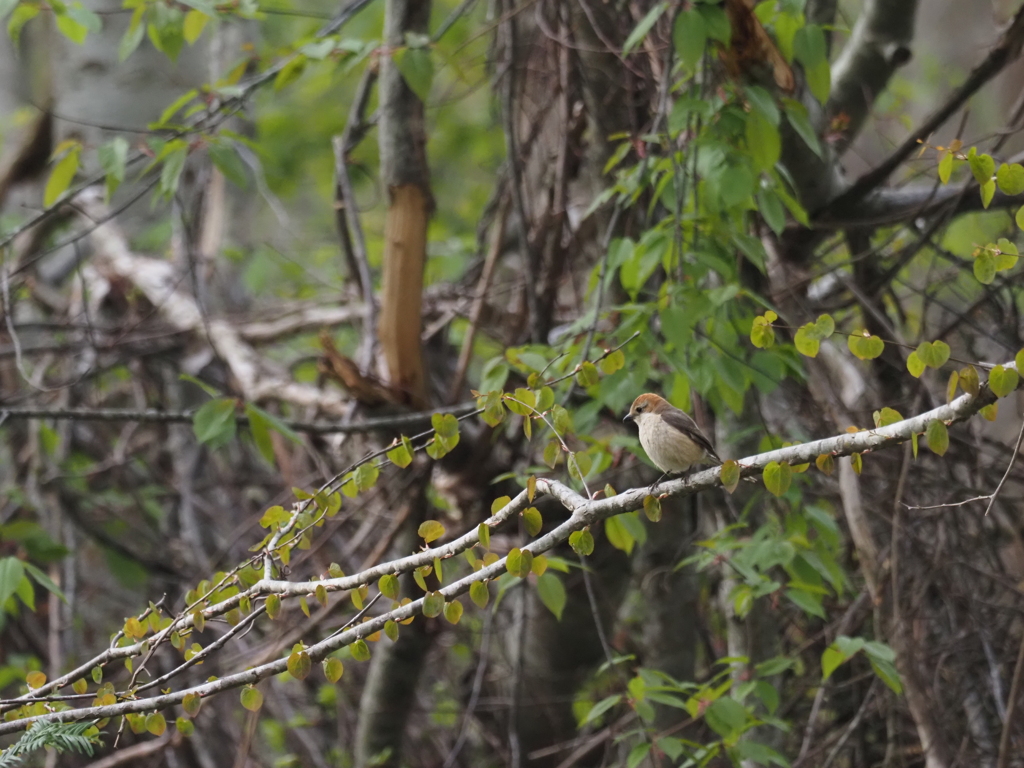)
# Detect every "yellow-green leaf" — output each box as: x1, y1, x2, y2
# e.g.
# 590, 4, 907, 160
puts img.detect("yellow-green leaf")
418, 520, 446, 544
960, 365, 980, 396
240, 685, 263, 712
443, 599, 463, 624
422, 591, 444, 617
989, 364, 1020, 398
183, 692, 201, 717
720, 460, 740, 493
569, 528, 594, 556
642, 495, 662, 523
763, 461, 792, 497
848, 331, 884, 360
323, 657, 344, 683
146, 712, 167, 736
287, 650, 311, 680
470, 581, 489, 608
926, 420, 949, 456
522, 507, 543, 537
378, 574, 400, 600
183, 10, 208, 44
350, 639, 371, 661
815, 454, 834, 475
44, 144, 81, 207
